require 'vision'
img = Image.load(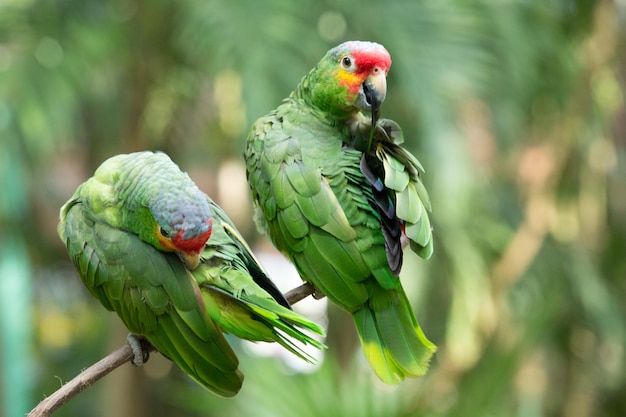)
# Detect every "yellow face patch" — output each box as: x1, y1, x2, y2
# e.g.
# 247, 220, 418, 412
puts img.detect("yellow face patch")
336, 68, 363, 93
